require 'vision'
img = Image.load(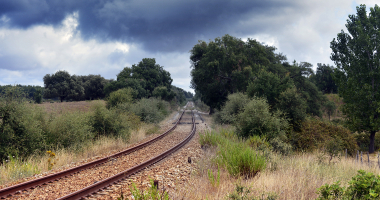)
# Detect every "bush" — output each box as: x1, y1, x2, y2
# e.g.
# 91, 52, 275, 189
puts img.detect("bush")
128, 98, 170, 123
317, 170, 380, 199
219, 92, 250, 124
289, 117, 358, 155
0, 87, 46, 160
235, 97, 289, 140
106, 88, 135, 109
89, 101, 135, 140
45, 111, 94, 148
